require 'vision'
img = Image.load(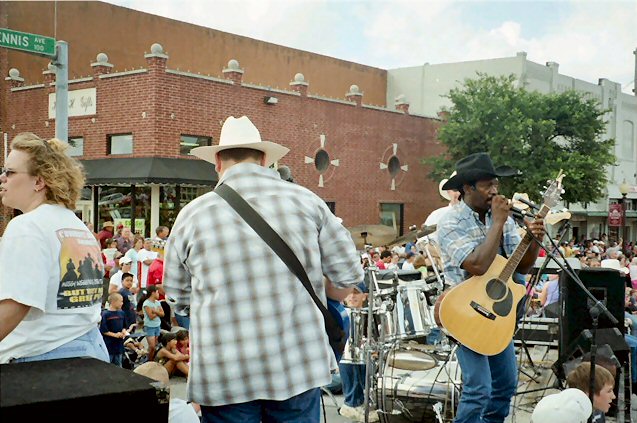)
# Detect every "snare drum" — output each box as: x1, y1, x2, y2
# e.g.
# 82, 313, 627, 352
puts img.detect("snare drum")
393, 283, 436, 340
